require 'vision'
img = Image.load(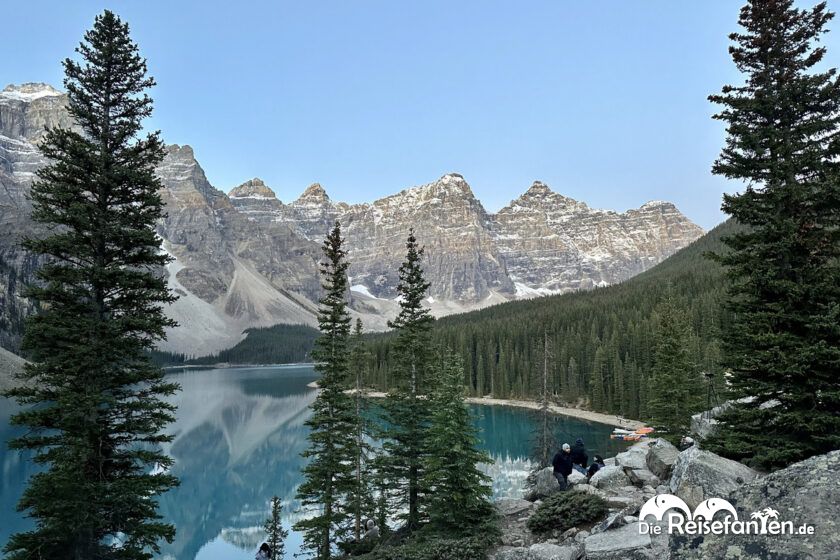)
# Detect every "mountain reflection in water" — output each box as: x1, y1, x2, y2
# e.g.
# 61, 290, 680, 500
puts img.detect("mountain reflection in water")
0, 364, 628, 560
